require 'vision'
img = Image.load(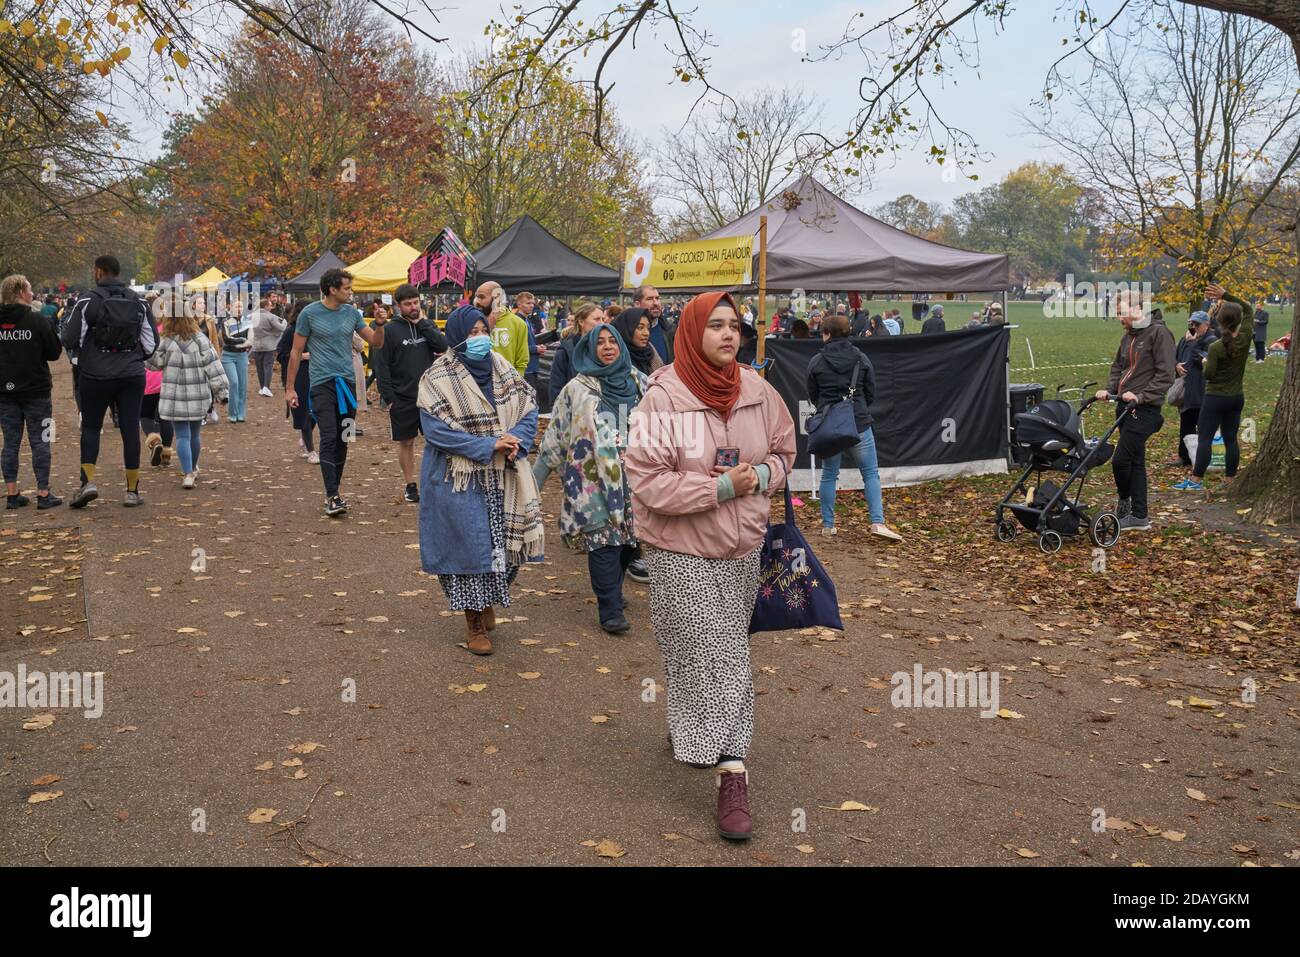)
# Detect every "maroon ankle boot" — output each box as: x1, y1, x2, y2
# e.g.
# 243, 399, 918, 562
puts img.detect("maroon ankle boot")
716, 770, 752, 840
